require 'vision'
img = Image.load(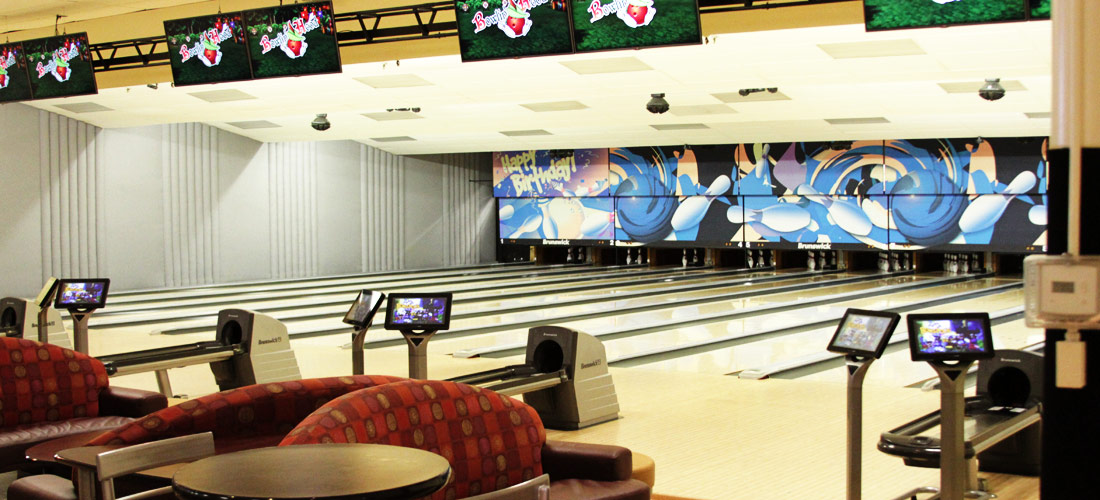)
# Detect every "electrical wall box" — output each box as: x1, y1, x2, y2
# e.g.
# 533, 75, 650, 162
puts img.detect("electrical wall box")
1024, 255, 1100, 328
